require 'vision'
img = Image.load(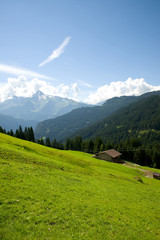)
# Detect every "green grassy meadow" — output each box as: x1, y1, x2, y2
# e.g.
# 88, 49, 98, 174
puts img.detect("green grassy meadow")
0, 133, 160, 240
